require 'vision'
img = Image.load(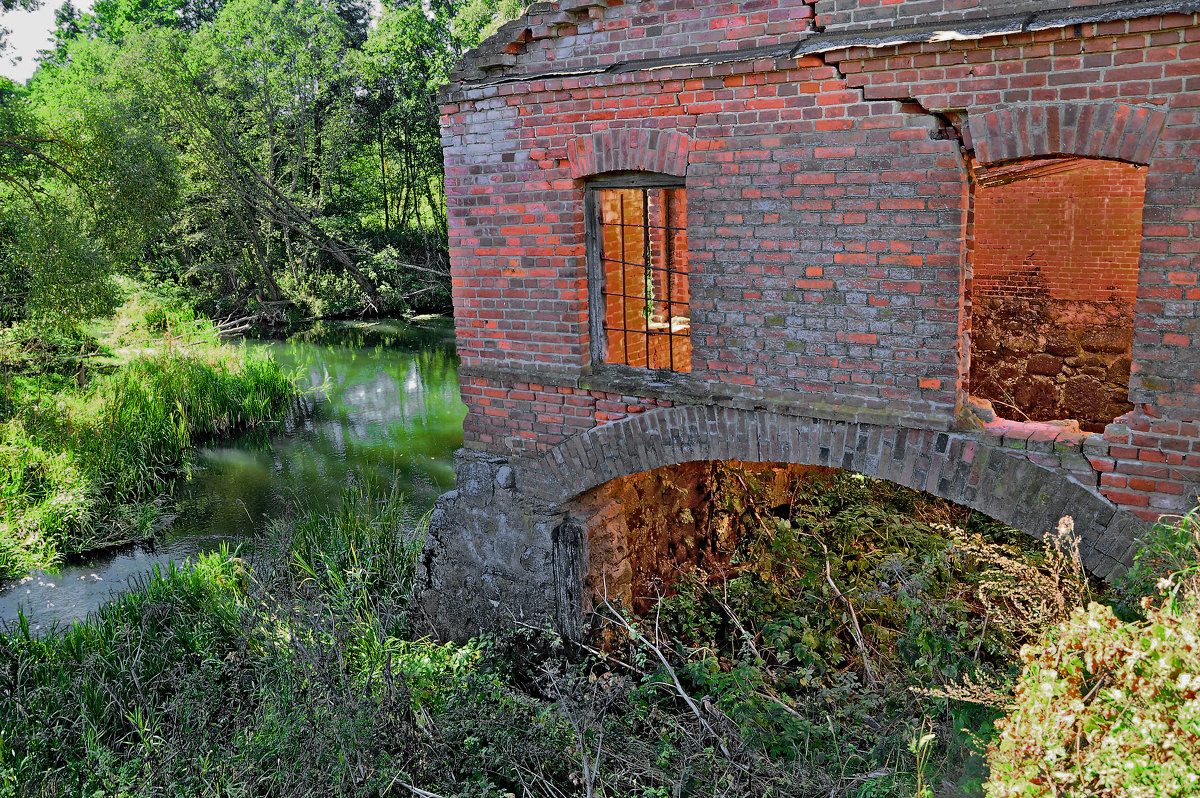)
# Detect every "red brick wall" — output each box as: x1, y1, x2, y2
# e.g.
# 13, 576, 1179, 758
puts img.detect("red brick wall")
443, 2, 1200, 522
455, 0, 819, 82
444, 59, 966, 420
973, 159, 1145, 304
815, 0, 1120, 33
836, 16, 1199, 422
460, 376, 672, 453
